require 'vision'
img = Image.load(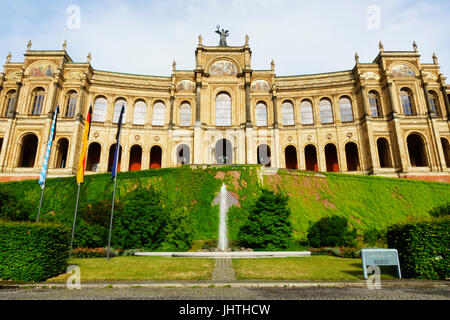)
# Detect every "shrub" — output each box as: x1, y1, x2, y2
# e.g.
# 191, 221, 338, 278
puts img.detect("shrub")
0, 221, 70, 282
0, 189, 32, 221
363, 228, 387, 247
237, 189, 293, 250
387, 217, 449, 280
429, 202, 450, 218
307, 215, 357, 248
159, 206, 194, 251
112, 187, 166, 249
